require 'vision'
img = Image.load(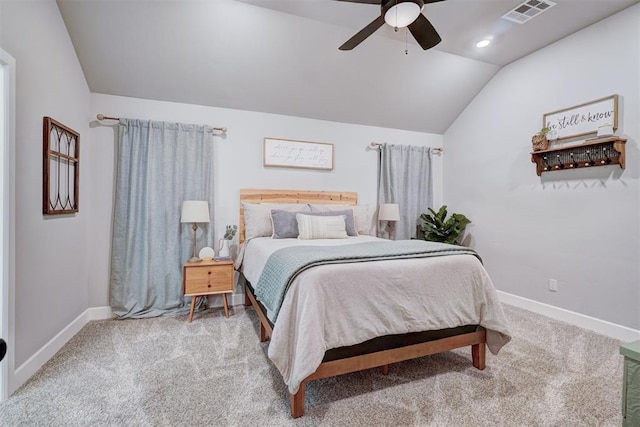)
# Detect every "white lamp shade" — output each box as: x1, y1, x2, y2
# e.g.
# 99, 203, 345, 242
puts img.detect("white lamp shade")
384, 1, 421, 28
181, 200, 210, 223
378, 204, 400, 221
